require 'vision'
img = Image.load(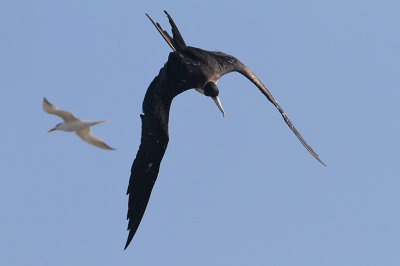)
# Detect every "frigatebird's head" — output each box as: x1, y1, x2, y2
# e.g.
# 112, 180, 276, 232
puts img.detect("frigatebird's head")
198, 81, 225, 117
